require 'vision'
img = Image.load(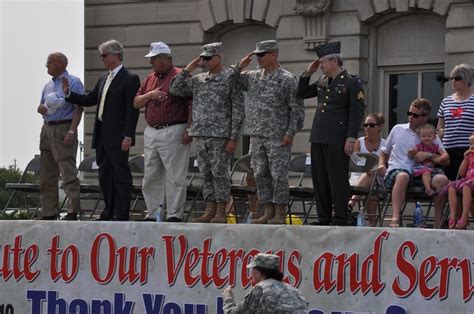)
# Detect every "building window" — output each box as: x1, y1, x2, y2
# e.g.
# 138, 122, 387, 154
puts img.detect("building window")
387, 70, 444, 128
